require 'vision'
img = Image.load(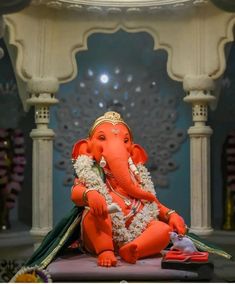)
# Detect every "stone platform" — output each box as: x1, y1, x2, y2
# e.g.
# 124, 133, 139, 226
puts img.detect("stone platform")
47, 253, 202, 282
